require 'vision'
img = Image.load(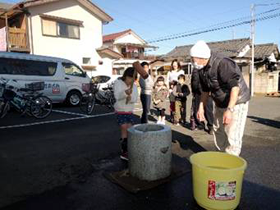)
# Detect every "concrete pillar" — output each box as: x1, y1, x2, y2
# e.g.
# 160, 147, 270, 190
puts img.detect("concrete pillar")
128, 124, 172, 181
